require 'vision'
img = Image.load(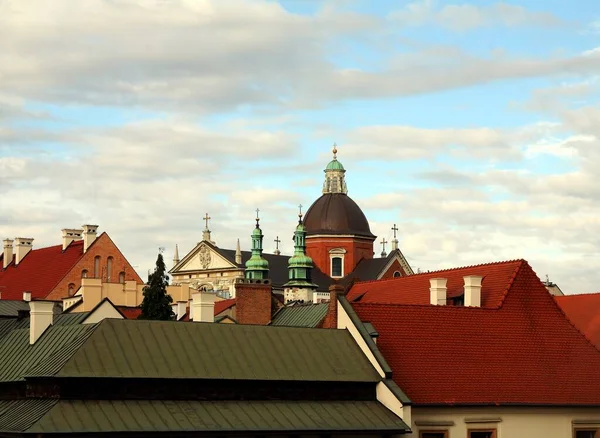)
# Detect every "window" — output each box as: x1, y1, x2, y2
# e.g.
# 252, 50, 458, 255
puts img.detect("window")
81, 269, 88, 278
331, 257, 343, 277
468, 430, 496, 438
94, 256, 101, 278
575, 430, 599, 438
68, 283, 75, 296
393, 271, 401, 278
420, 431, 448, 438
107, 256, 113, 281
119, 271, 125, 283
